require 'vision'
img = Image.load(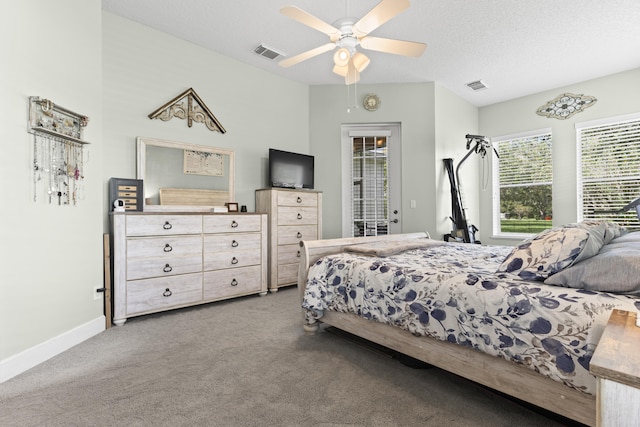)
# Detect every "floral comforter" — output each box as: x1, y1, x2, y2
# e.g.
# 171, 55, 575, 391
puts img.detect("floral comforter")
302, 242, 640, 395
